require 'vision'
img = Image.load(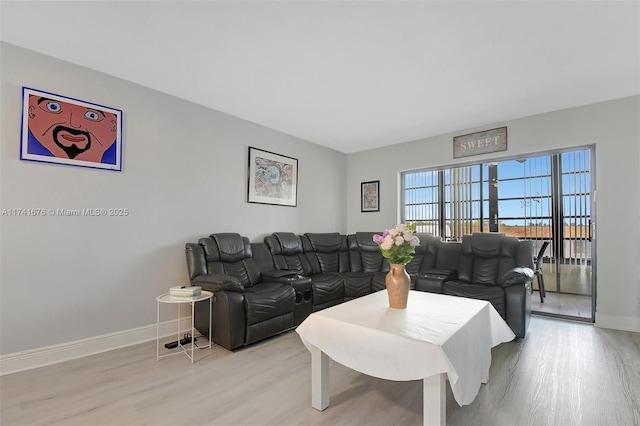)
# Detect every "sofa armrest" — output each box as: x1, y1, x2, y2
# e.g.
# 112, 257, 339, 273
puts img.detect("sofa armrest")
499, 267, 533, 287
192, 274, 245, 293
263, 271, 312, 287
415, 269, 457, 293
261, 269, 300, 279
419, 269, 457, 280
